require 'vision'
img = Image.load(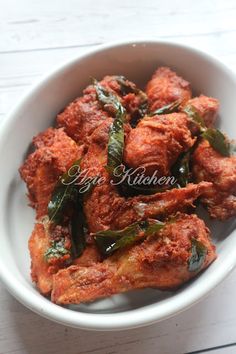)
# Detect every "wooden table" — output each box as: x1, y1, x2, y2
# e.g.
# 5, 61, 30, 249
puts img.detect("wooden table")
1, 1, 236, 353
